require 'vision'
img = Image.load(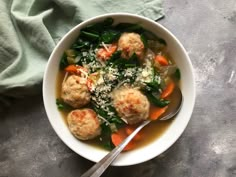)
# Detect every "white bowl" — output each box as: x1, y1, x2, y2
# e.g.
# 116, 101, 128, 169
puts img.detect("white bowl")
43, 13, 195, 166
